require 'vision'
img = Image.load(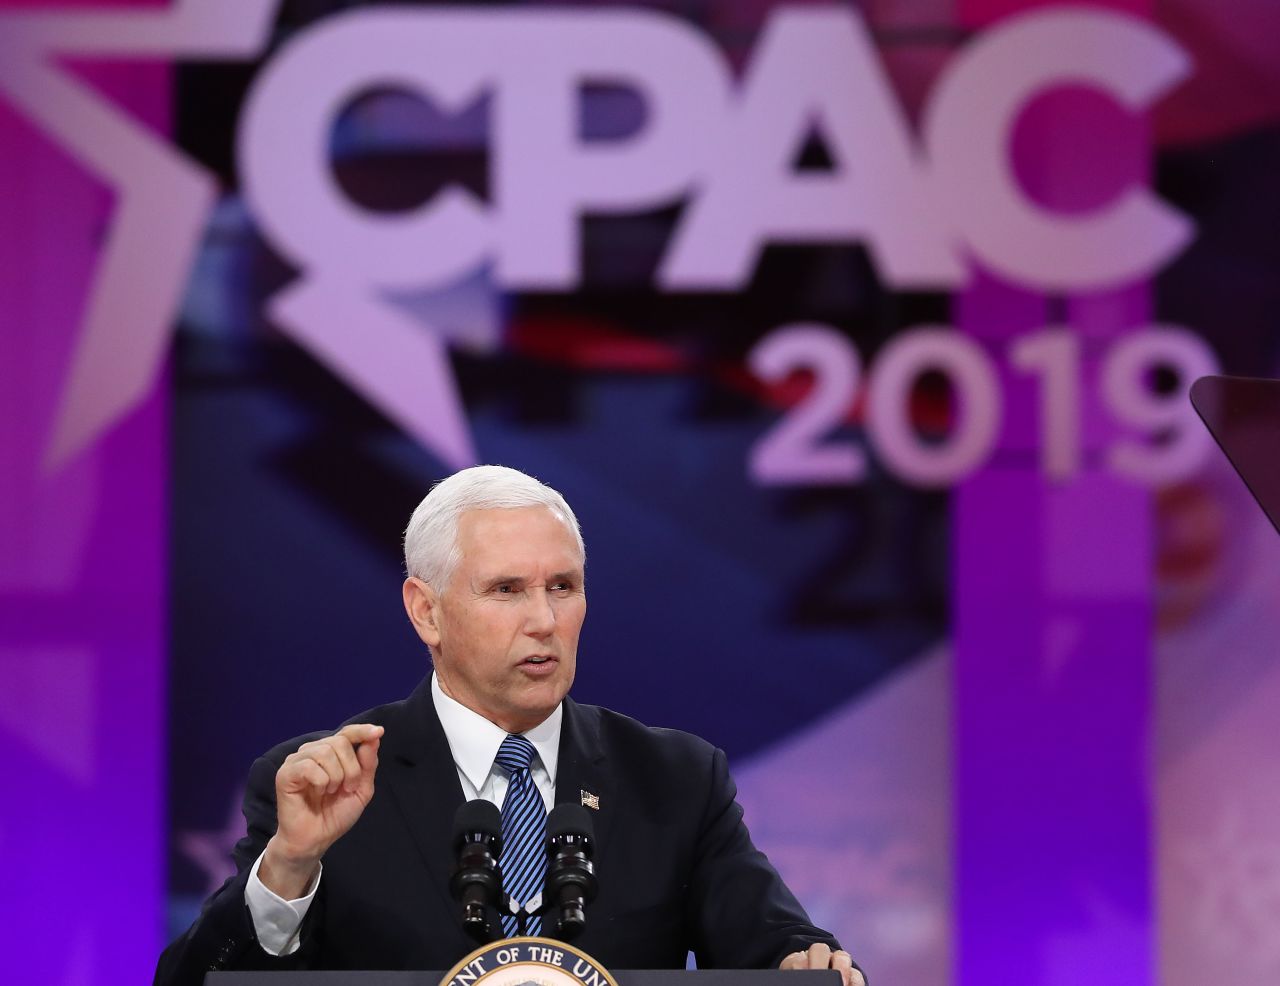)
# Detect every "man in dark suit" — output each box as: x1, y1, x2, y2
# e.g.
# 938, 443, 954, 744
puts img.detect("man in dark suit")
155, 466, 865, 986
